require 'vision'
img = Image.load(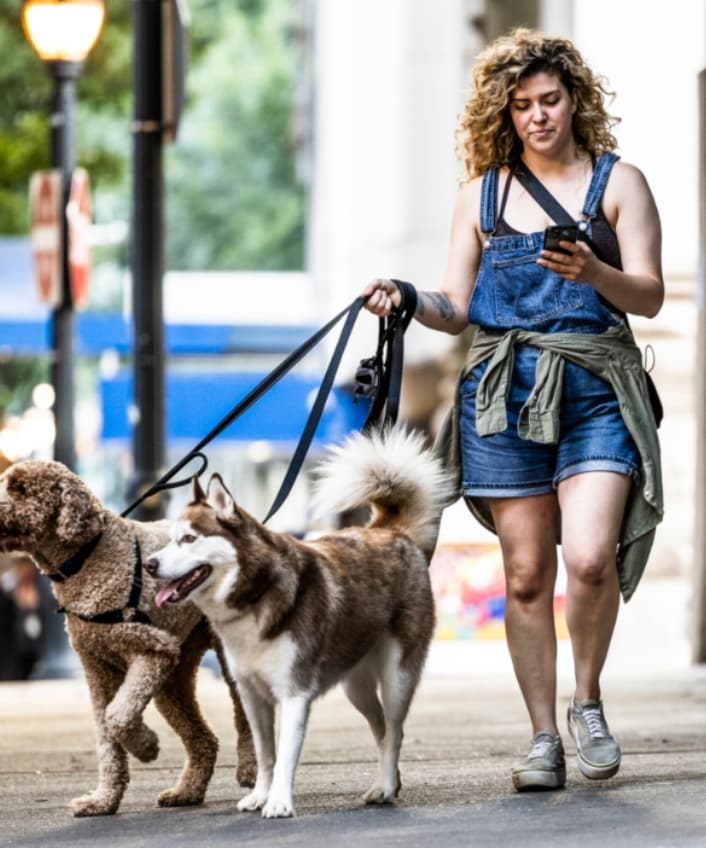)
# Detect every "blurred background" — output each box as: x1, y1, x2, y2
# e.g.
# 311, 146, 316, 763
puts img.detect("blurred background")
1, 0, 704, 683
